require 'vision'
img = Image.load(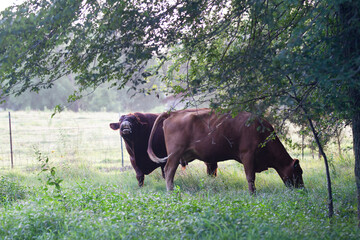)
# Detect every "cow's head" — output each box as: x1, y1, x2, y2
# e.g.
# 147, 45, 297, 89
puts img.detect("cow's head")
109, 113, 146, 137
284, 159, 304, 189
